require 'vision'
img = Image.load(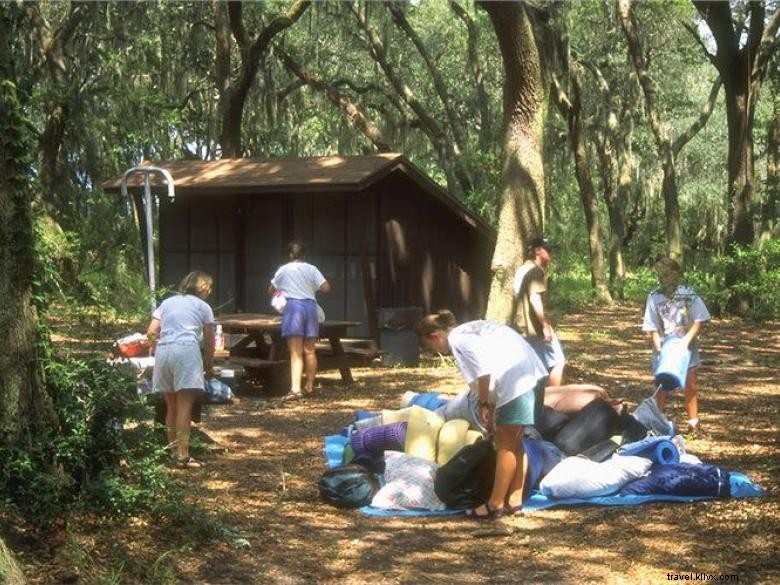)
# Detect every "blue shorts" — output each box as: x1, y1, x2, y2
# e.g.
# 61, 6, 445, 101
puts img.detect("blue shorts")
496, 388, 537, 426
526, 333, 566, 370
281, 298, 319, 339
